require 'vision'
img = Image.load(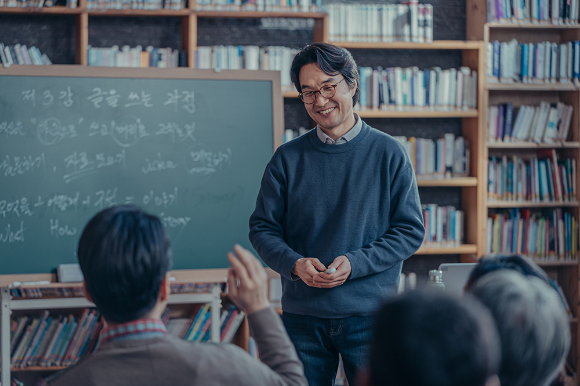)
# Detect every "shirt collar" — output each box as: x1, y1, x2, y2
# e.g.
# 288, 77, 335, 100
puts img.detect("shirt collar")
100, 318, 167, 344
316, 113, 362, 145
